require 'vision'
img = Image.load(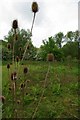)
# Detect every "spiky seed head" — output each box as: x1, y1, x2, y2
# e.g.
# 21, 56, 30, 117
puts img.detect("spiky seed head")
13, 72, 17, 80
27, 45, 30, 50
9, 87, 12, 91
11, 72, 17, 80
0, 96, 5, 104
16, 56, 19, 62
27, 79, 31, 83
7, 43, 11, 49
11, 73, 13, 80
47, 53, 54, 61
12, 20, 18, 29
19, 47, 22, 51
21, 83, 25, 88
17, 100, 21, 104
7, 64, 10, 69
32, 2, 38, 13
26, 92, 28, 95
23, 67, 28, 74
